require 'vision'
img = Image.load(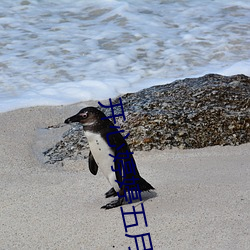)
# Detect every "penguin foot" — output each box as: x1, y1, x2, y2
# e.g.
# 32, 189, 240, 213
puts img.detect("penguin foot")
105, 187, 117, 198
101, 198, 124, 210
